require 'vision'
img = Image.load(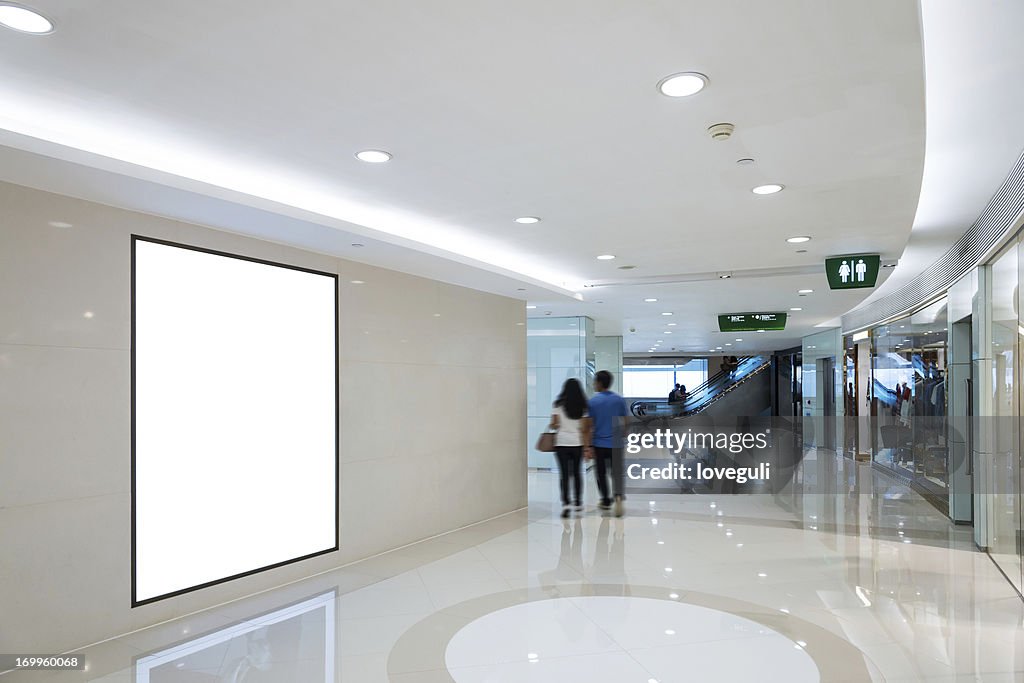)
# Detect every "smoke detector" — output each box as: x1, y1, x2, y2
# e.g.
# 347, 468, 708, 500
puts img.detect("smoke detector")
707, 122, 735, 141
